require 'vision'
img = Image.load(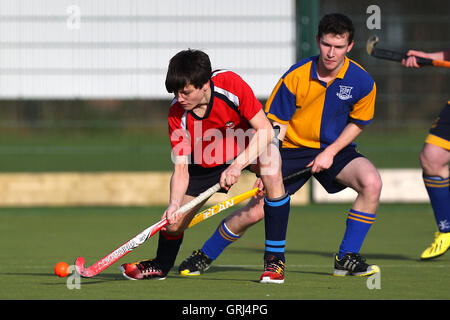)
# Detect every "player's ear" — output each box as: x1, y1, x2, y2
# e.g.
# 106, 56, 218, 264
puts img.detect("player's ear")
347, 40, 354, 53
202, 81, 210, 92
